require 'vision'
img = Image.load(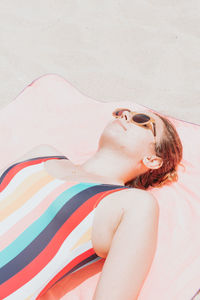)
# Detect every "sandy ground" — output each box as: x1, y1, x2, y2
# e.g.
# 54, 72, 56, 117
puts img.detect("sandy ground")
0, 1, 199, 124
